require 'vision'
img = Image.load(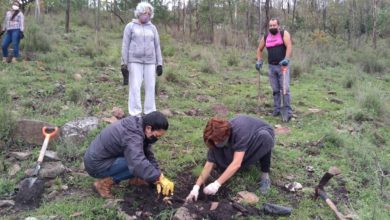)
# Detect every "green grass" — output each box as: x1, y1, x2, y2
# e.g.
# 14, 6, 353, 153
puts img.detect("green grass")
0, 12, 390, 219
